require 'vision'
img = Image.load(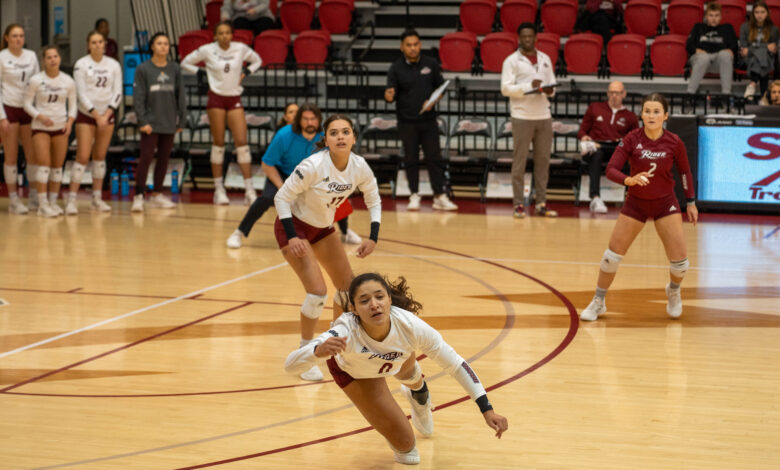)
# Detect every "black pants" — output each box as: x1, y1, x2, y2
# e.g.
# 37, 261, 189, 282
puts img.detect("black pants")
748, 72, 770, 97
581, 10, 621, 45
233, 16, 275, 36
136, 133, 174, 195
238, 173, 285, 236
584, 142, 618, 198
398, 119, 446, 195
